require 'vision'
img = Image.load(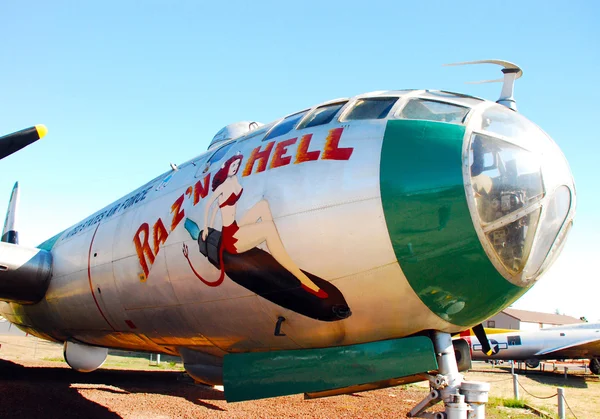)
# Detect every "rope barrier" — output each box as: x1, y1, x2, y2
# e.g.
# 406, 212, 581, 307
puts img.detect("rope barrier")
517, 380, 558, 399
485, 376, 515, 383
514, 377, 580, 419
561, 393, 579, 419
